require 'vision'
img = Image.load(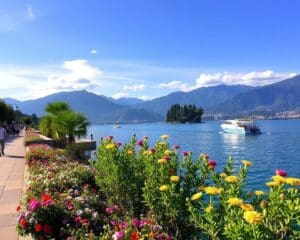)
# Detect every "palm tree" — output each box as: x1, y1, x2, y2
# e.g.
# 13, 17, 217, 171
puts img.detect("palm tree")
39, 102, 89, 144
